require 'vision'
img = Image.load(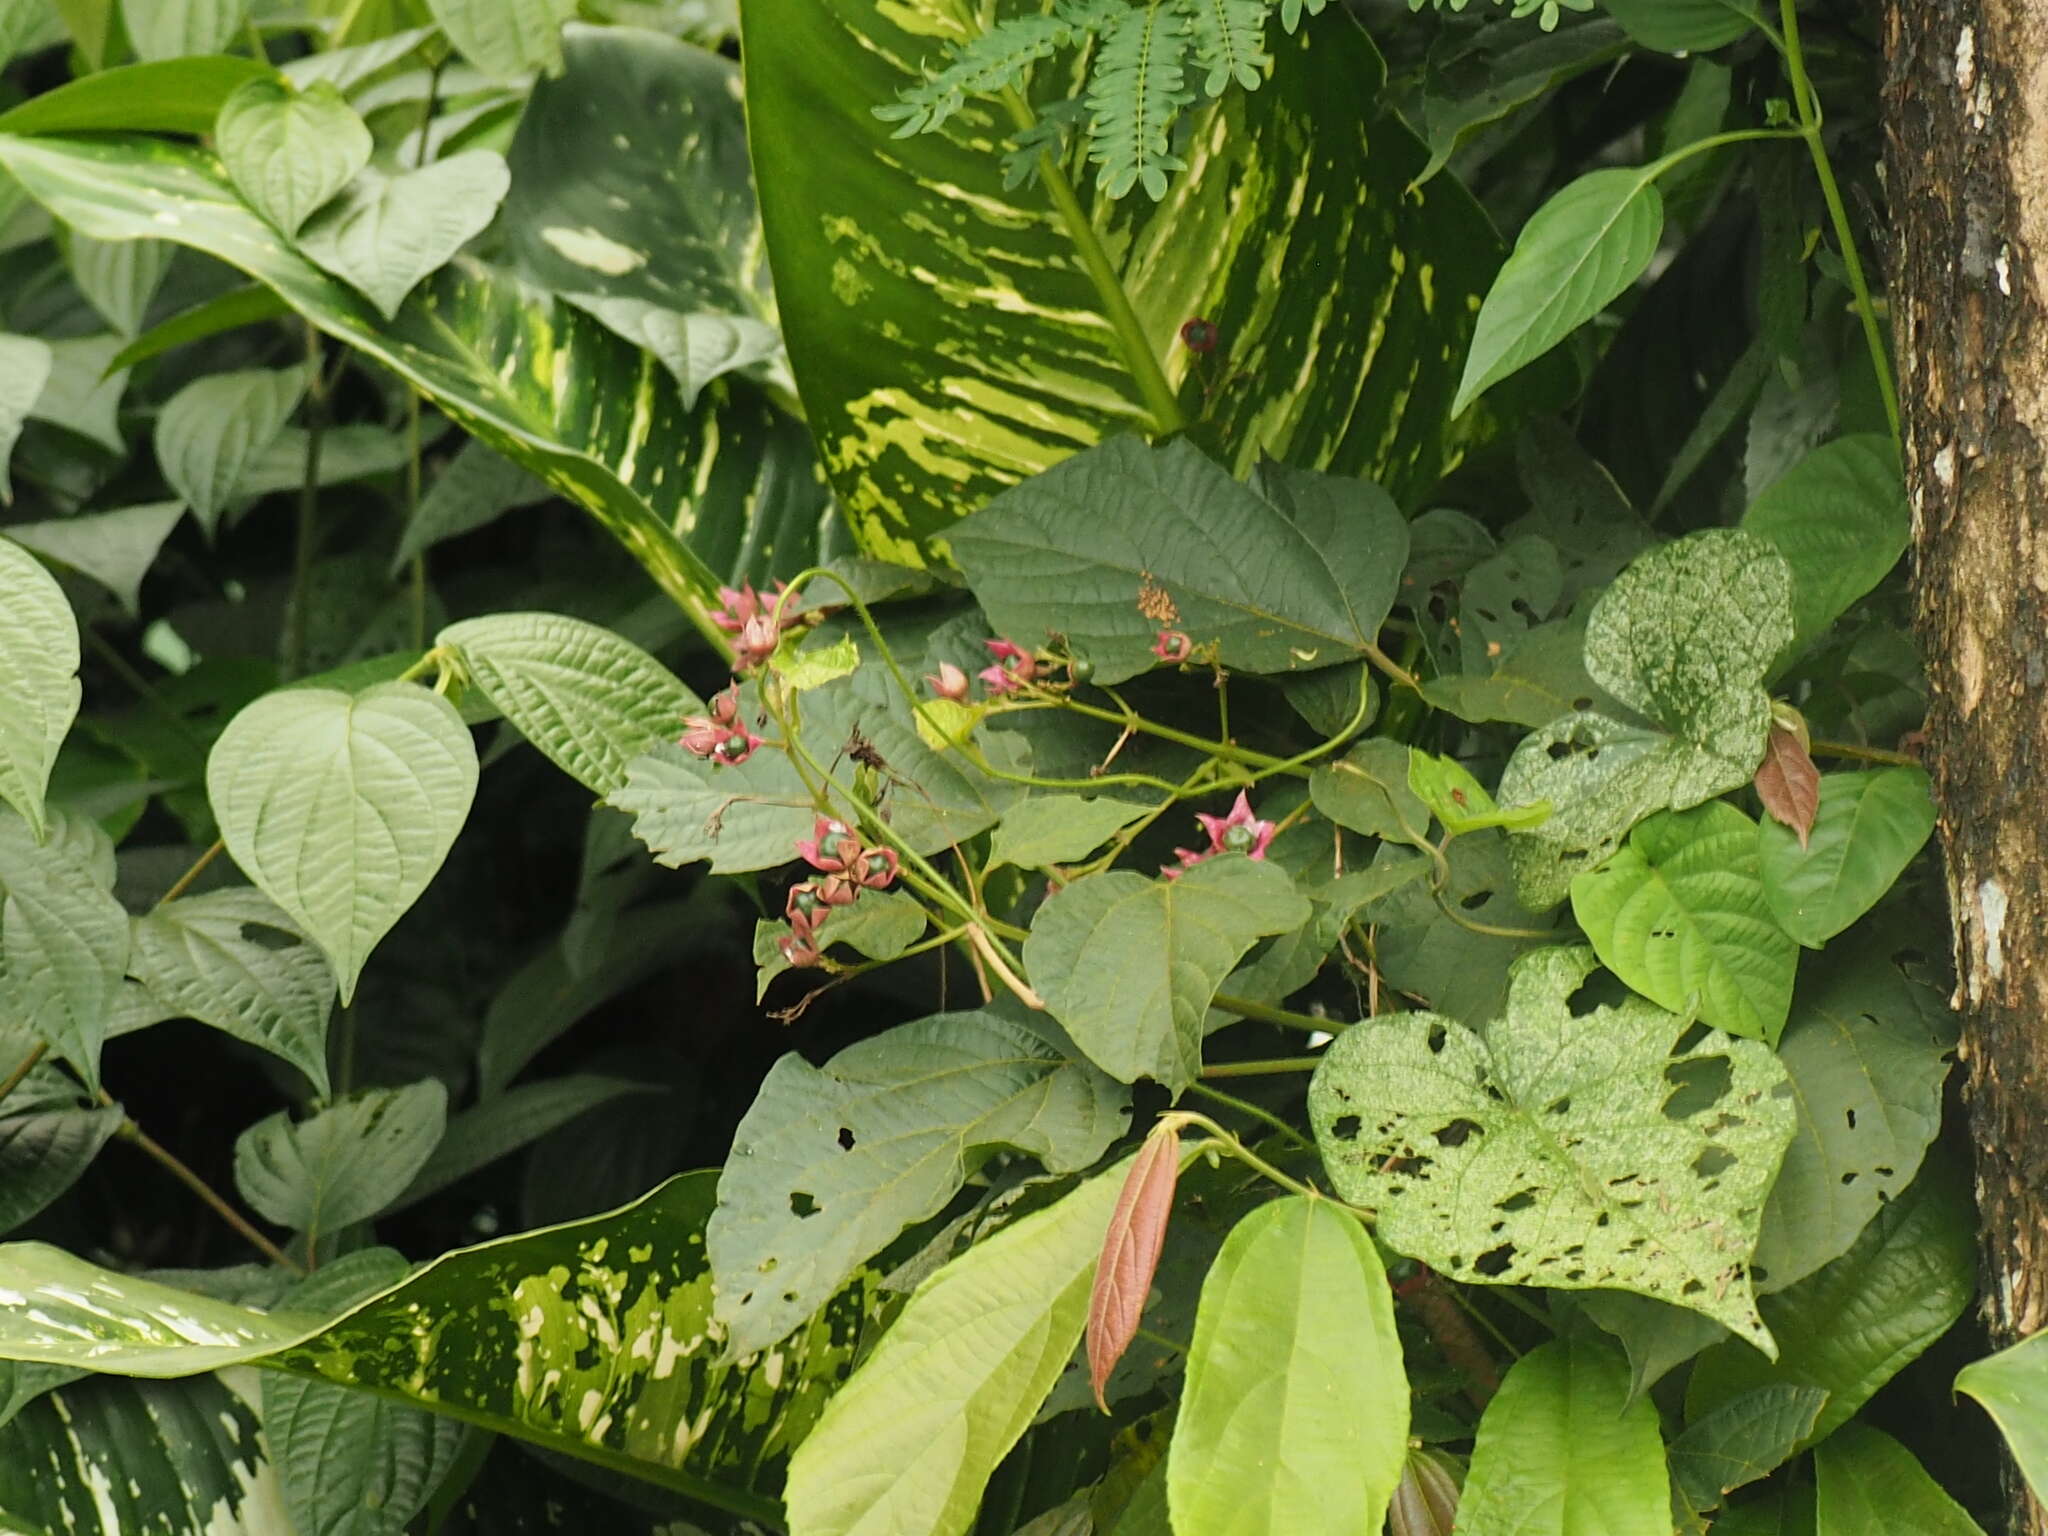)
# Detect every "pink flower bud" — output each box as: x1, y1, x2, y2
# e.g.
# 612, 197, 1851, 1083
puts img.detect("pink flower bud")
985, 637, 1038, 685
855, 846, 899, 890
735, 613, 781, 669
708, 682, 742, 726
926, 661, 971, 702
816, 873, 861, 907
796, 816, 860, 873
779, 933, 823, 968
678, 717, 722, 758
